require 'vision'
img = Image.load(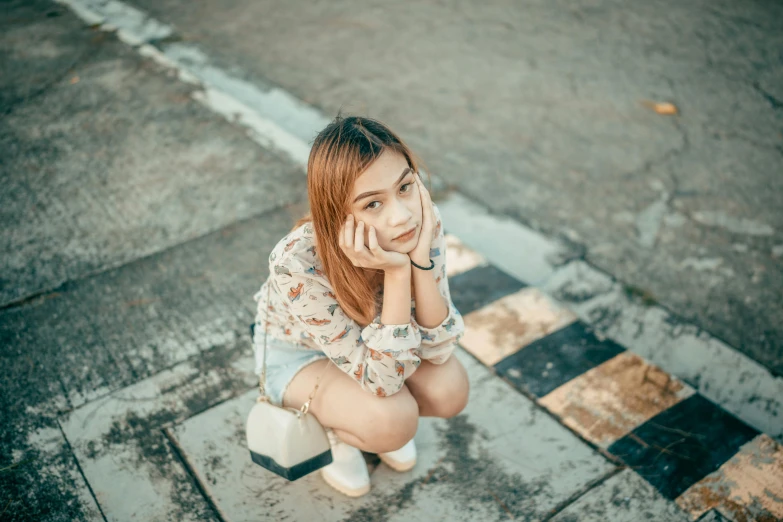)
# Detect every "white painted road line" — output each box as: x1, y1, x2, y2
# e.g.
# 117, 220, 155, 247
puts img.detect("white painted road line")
163, 43, 331, 145
56, 0, 320, 168
55, 0, 172, 43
